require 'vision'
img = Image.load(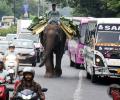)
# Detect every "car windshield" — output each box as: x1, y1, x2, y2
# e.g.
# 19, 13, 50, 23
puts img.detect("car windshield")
97, 32, 120, 43
18, 34, 39, 43
14, 40, 34, 49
